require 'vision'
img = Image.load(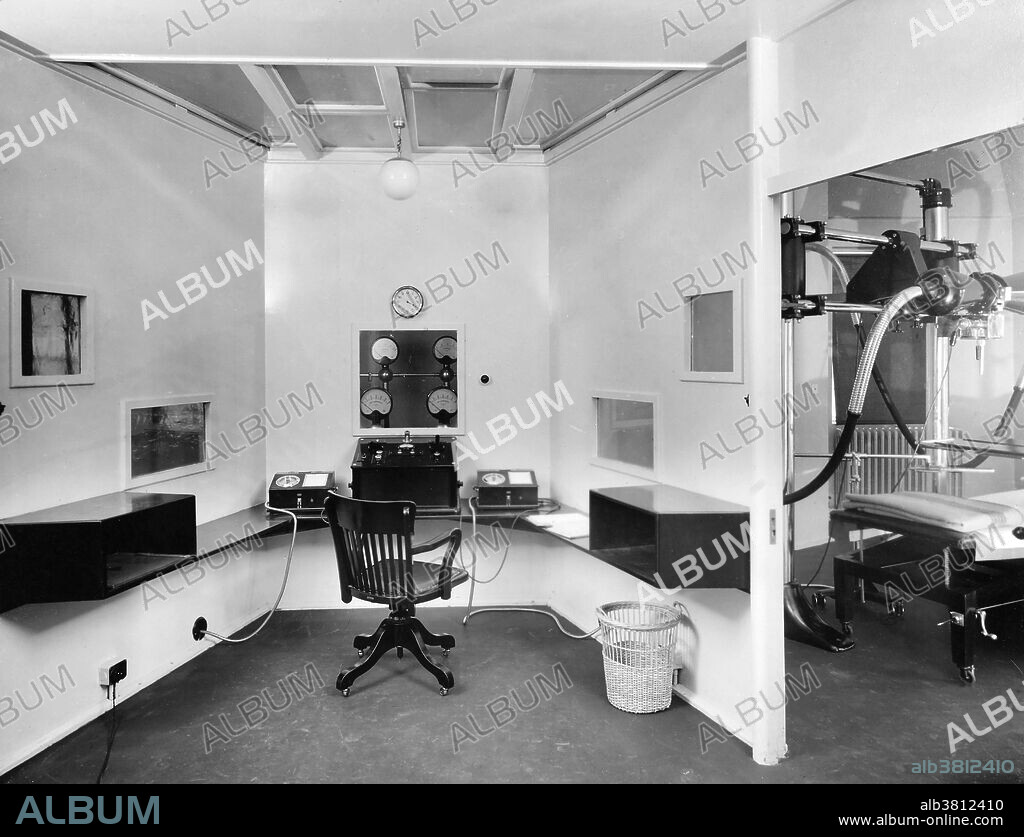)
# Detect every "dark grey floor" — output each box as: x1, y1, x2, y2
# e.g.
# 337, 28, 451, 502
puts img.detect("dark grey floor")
4, 588, 1024, 784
